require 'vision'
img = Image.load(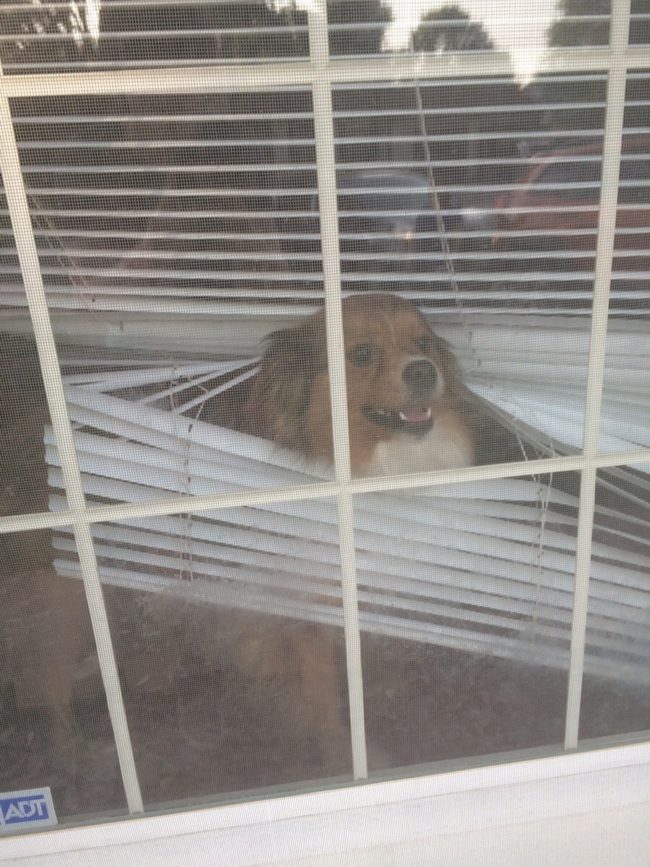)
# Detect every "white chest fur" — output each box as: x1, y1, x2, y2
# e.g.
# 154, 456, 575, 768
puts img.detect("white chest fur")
365, 417, 474, 477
